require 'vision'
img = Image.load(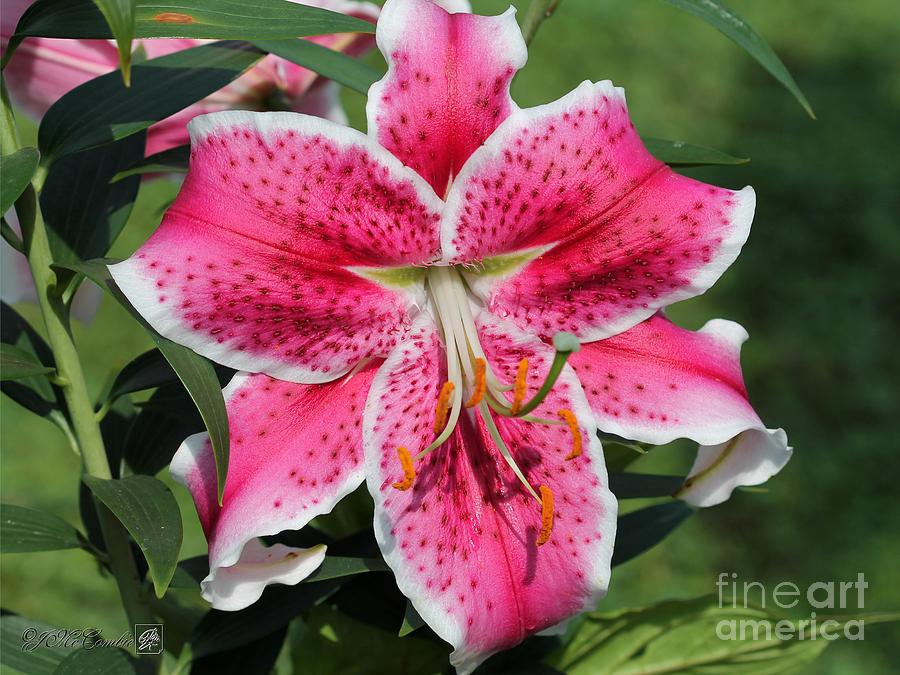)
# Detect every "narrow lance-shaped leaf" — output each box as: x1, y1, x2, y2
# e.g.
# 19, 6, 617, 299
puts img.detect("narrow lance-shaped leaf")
40, 133, 144, 266
612, 501, 694, 566
0, 503, 85, 552
548, 595, 900, 675
0, 615, 76, 674
608, 473, 685, 499
82, 474, 183, 597
38, 41, 265, 161
5, 0, 373, 63
0, 147, 40, 213
0, 303, 71, 438
56, 260, 230, 502
111, 144, 189, 183
92, 0, 136, 86
643, 137, 749, 166
661, 0, 814, 117
53, 647, 139, 674
0, 343, 54, 381
302, 556, 389, 584
253, 39, 381, 95
190, 579, 344, 659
